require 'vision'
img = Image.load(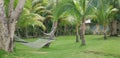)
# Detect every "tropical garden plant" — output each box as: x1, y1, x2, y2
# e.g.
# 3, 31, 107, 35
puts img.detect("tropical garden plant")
92, 0, 118, 39
52, 0, 95, 45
